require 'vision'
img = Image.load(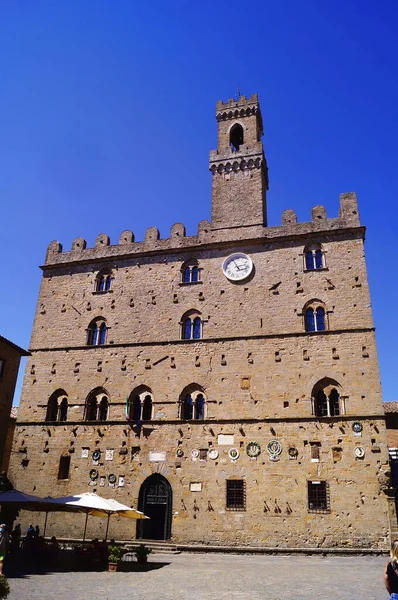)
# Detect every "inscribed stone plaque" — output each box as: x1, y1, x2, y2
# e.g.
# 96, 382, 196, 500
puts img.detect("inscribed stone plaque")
190, 482, 202, 492
218, 434, 234, 445
149, 451, 166, 462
